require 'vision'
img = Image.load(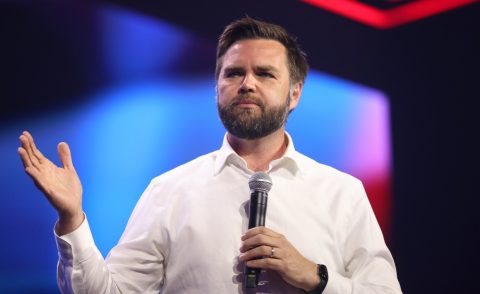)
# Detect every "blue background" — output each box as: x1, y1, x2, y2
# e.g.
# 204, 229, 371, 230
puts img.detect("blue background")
0, 5, 390, 292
